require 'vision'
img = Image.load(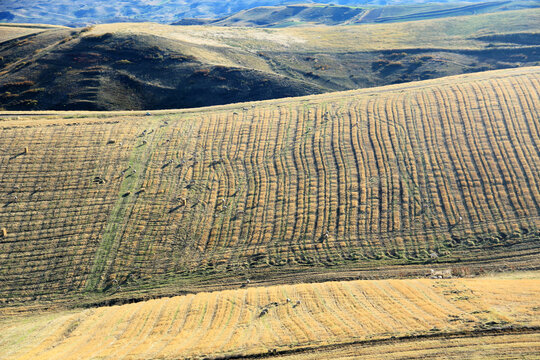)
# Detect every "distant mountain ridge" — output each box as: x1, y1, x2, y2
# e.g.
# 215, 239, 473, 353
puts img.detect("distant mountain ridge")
1, 0, 538, 27
173, 1, 539, 27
